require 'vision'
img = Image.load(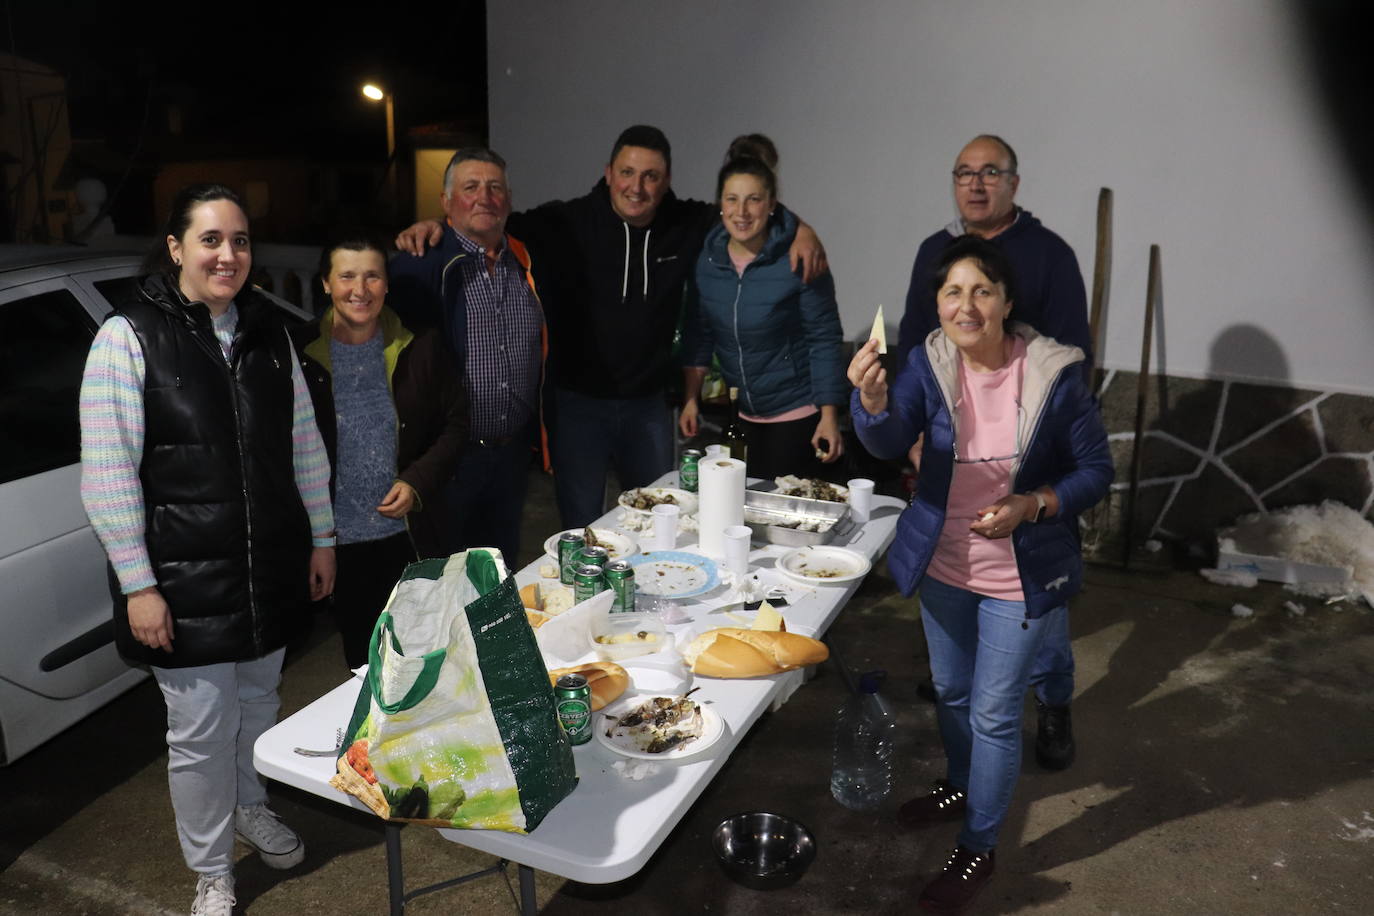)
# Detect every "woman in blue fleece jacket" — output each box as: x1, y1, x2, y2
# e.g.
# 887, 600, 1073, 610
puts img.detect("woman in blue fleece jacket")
679, 155, 847, 479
